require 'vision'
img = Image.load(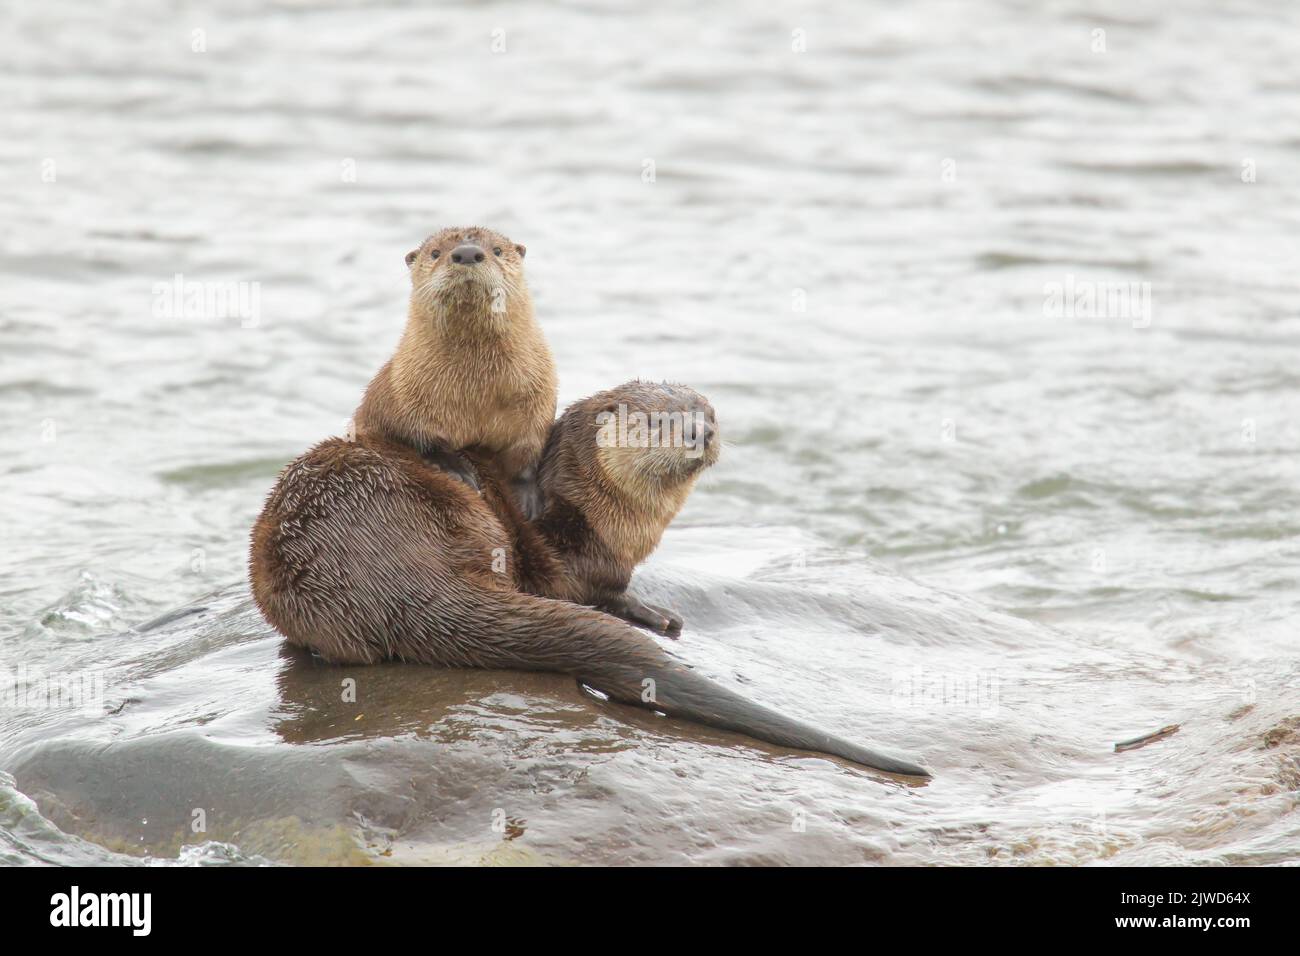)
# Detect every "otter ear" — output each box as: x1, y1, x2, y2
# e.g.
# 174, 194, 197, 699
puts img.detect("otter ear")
514, 244, 527, 259
404, 248, 419, 267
